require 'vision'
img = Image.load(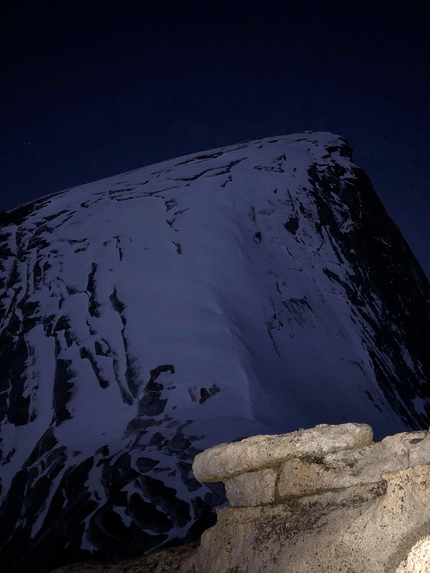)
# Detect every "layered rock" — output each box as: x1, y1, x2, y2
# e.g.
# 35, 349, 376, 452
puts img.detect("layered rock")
184, 424, 430, 573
